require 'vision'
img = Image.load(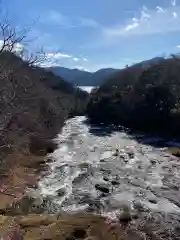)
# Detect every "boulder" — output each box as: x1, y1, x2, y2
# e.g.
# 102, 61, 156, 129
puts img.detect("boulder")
56, 188, 66, 197
113, 149, 119, 157
111, 180, 120, 186
127, 152, 135, 159
118, 211, 132, 224
150, 159, 157, 165
168, 147, 180, 157
148, 199, 157, 204
95, 183, 110, 194
133, 201, 145, 212
119, 154, 128, 162
103, 177, 109, 182
72, 172, 89, 184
